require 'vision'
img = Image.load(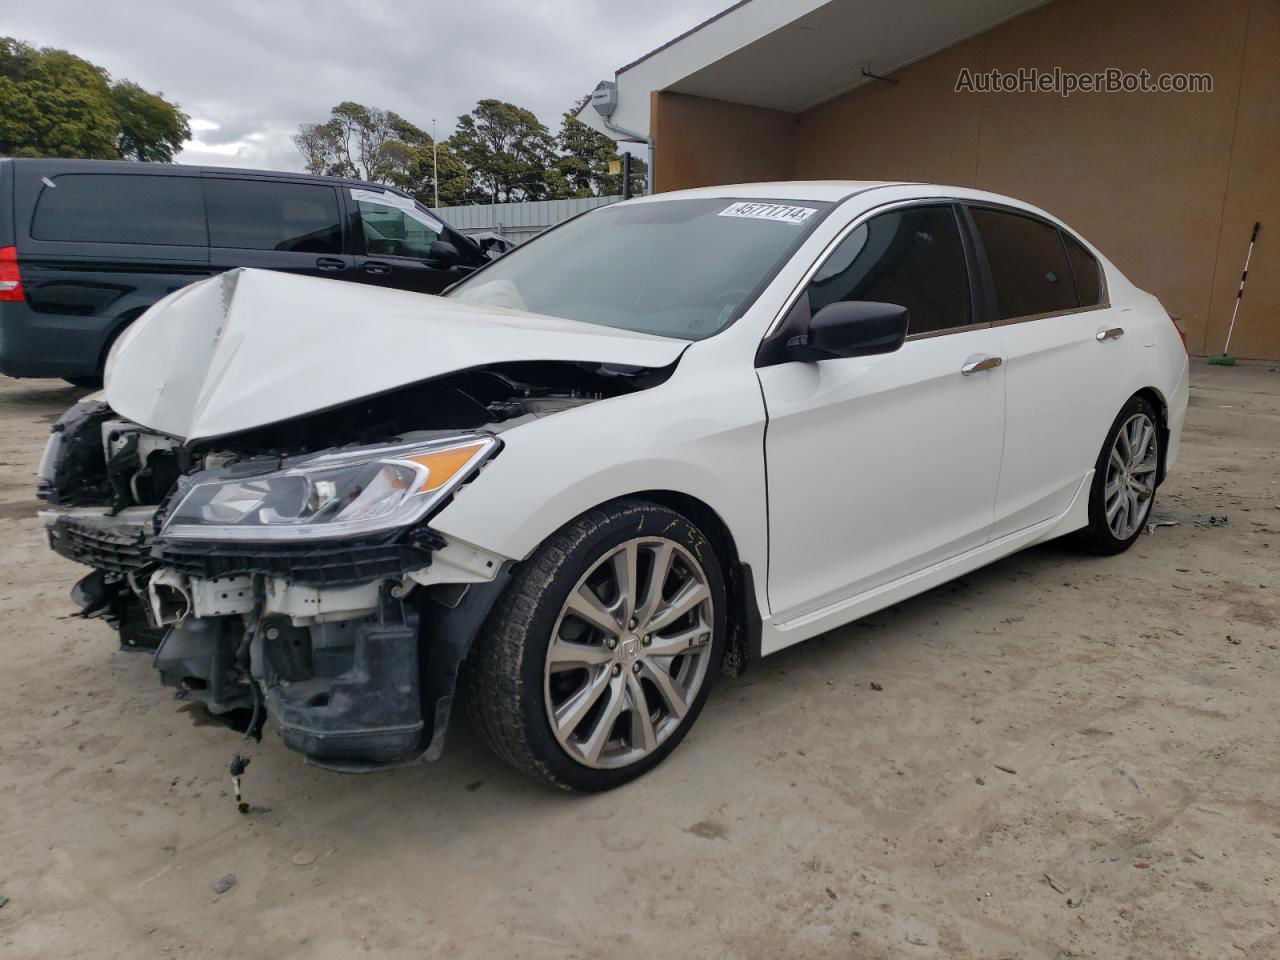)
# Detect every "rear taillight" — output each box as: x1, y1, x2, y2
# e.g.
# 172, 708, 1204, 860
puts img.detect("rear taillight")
0, 246, 24, 302
1168, 313, 1187, 351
